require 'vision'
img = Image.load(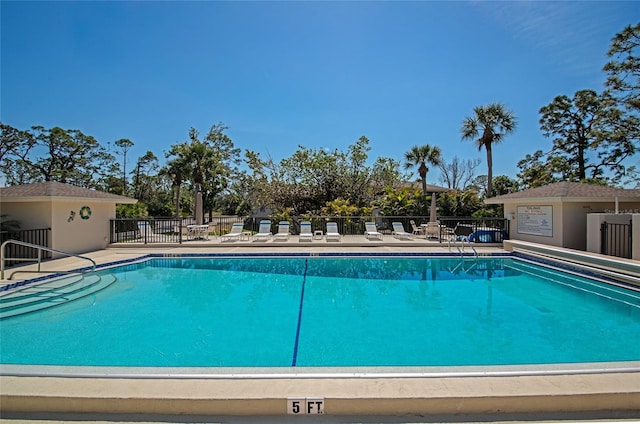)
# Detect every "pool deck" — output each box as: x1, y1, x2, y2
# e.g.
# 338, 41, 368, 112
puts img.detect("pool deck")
1, 240, 640, 421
